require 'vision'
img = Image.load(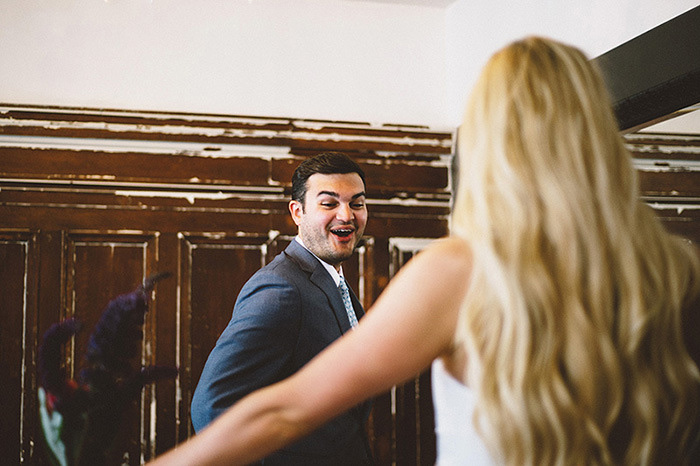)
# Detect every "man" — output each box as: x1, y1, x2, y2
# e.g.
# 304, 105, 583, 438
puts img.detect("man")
190, 152, 373, 465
